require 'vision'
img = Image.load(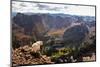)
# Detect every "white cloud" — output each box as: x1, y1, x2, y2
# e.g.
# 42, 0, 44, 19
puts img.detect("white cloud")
65, 5, 95, 16
12, 1, 95, 16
